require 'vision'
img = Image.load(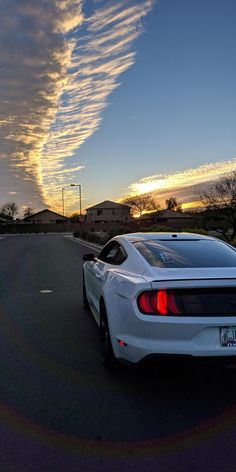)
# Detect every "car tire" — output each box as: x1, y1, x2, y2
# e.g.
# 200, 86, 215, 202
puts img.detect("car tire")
100, 305, 116, 368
